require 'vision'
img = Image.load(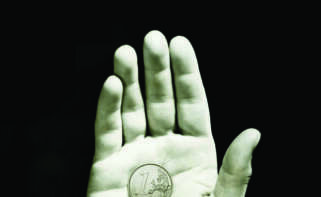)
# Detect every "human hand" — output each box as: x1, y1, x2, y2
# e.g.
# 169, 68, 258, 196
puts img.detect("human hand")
87, 30, 261, 197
